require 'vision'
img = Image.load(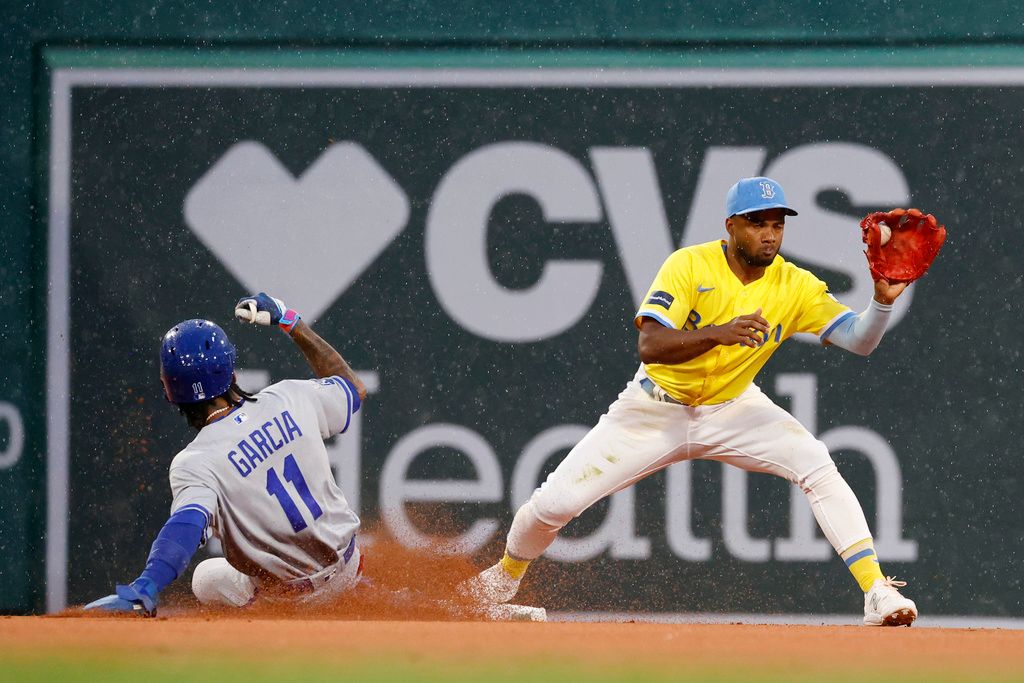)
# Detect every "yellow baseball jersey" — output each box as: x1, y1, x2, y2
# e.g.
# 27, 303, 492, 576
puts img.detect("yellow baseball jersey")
634, 240, 852, 406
